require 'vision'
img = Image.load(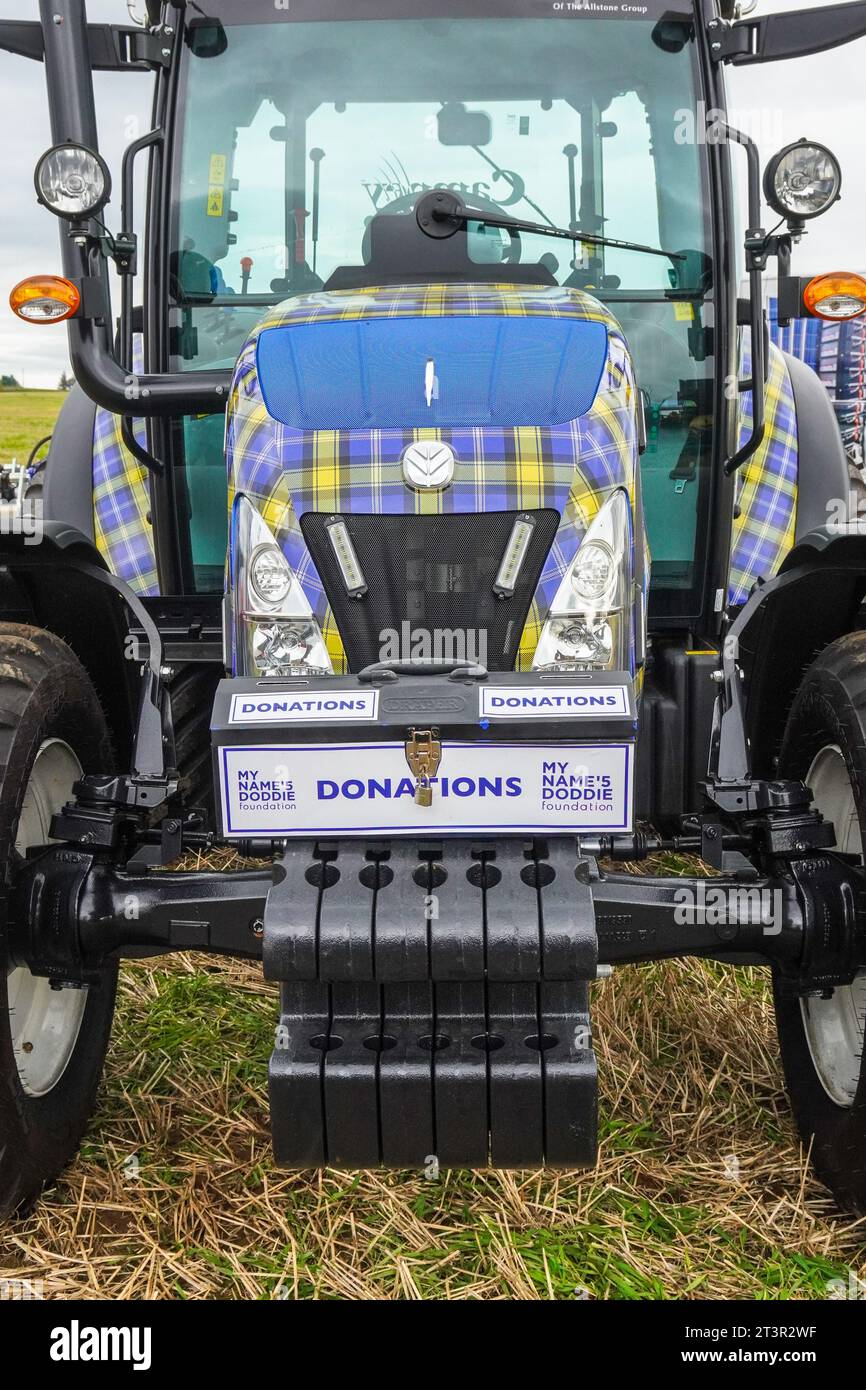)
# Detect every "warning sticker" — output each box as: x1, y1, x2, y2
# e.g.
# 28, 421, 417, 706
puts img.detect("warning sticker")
209, 153, 227, 184
206, 186, 225, 218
